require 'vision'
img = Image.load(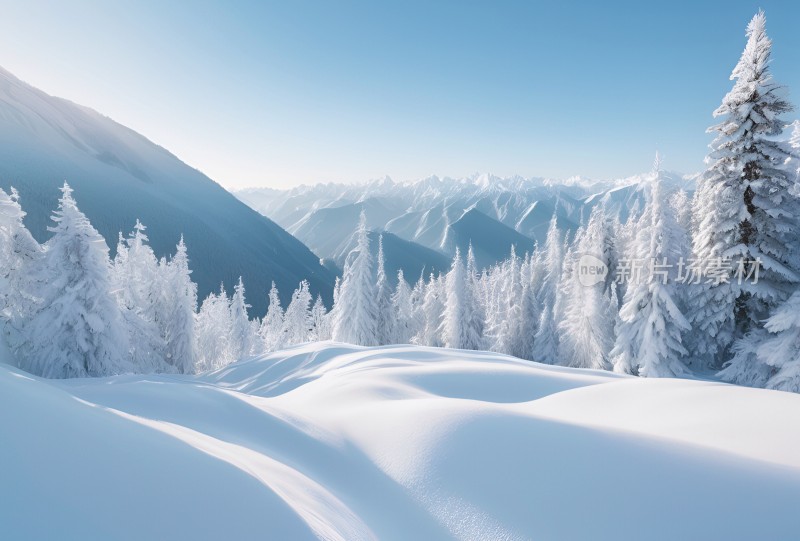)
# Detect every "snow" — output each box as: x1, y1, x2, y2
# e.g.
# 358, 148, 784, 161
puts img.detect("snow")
3, 342, 800, 540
